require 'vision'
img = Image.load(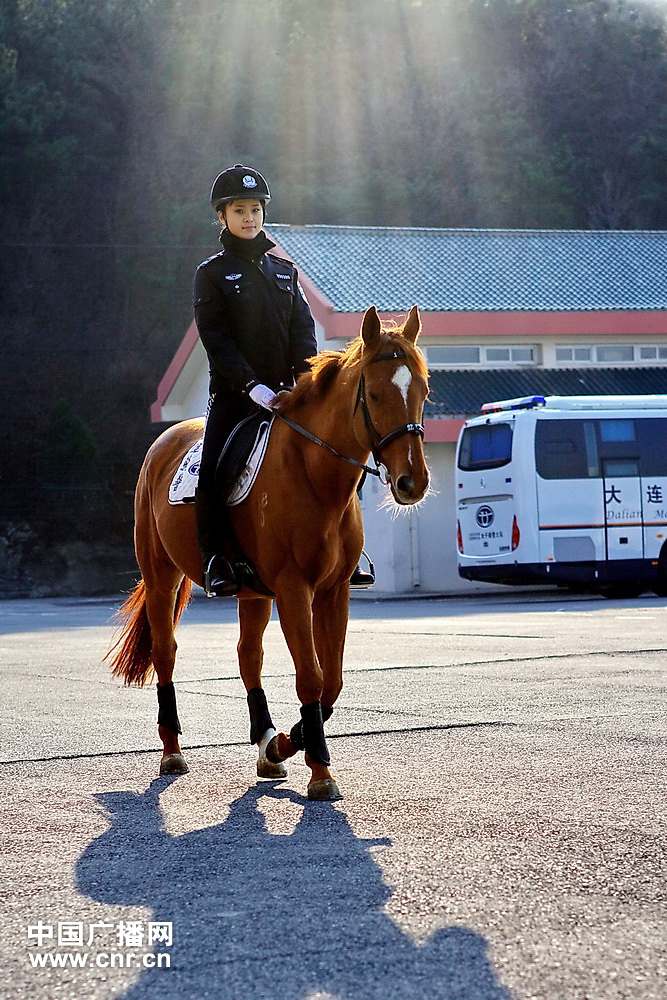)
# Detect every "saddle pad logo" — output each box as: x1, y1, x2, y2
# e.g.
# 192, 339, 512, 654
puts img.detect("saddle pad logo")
168, 439, 203, 504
